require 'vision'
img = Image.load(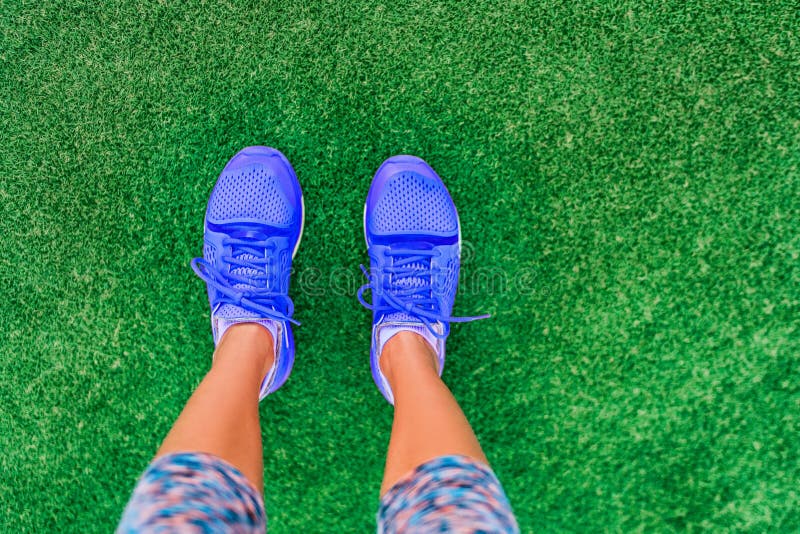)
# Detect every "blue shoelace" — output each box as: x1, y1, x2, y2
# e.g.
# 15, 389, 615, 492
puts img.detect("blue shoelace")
191, 236, 299, 326
357, 247, 489, 339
